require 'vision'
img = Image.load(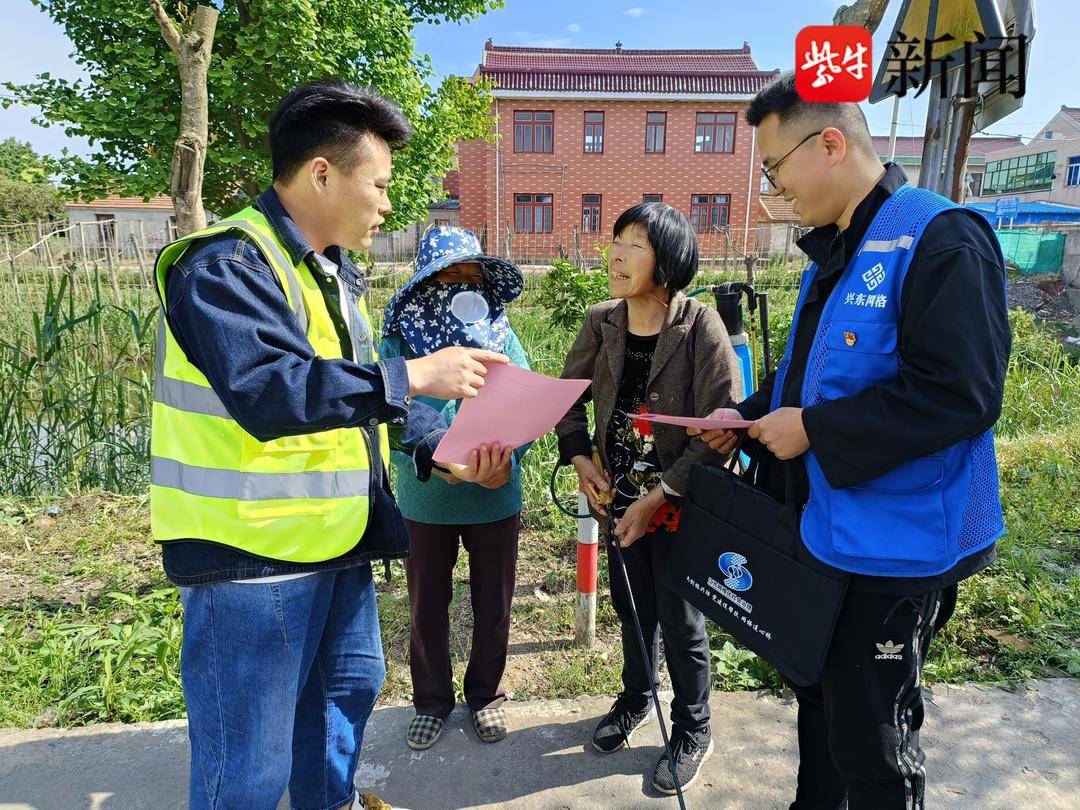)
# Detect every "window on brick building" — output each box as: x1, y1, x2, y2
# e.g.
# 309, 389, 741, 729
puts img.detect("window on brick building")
694, 113, 736, 153
514, 111, 553, 153
690, 194, 730, 232
514, 194, 553, 233
581, 194, 602, 233
645, 112, 666, 153
584, 112, 604, 153
643, 194, 662, 204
